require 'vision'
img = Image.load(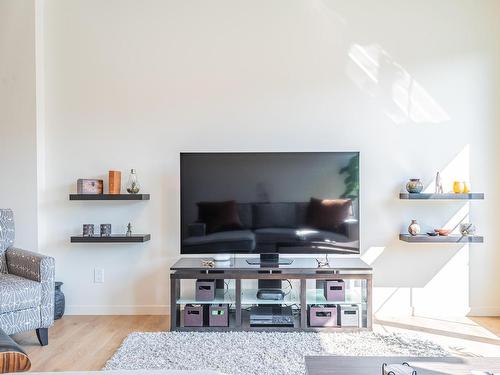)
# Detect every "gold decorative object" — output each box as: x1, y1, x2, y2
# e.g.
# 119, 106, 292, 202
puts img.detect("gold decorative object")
463, 181, 471, 193
453, 181, 465, 193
